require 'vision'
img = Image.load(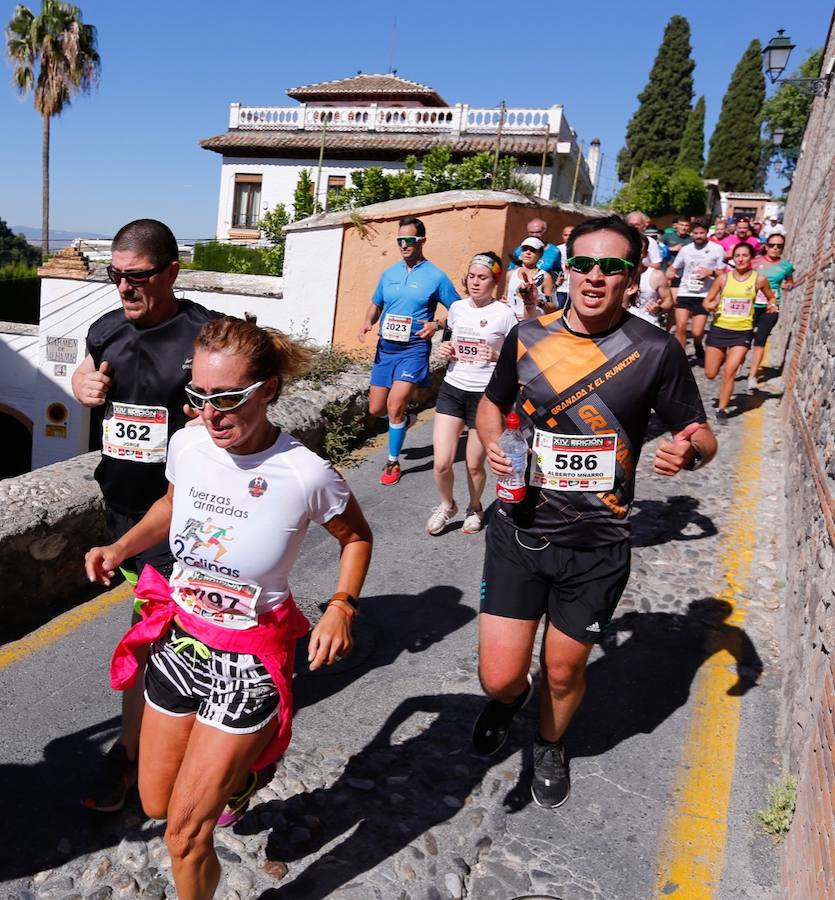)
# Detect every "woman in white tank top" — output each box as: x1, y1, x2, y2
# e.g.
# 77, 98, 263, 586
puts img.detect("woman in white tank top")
628, 238, 673, 328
